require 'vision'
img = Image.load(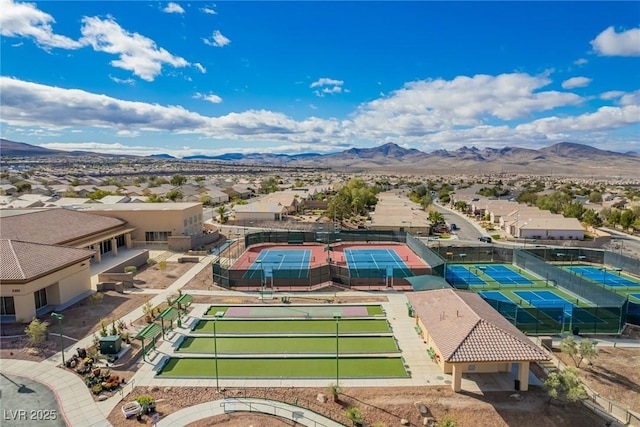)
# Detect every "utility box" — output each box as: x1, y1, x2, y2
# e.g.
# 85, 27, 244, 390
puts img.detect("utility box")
99, 335, 122, 355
